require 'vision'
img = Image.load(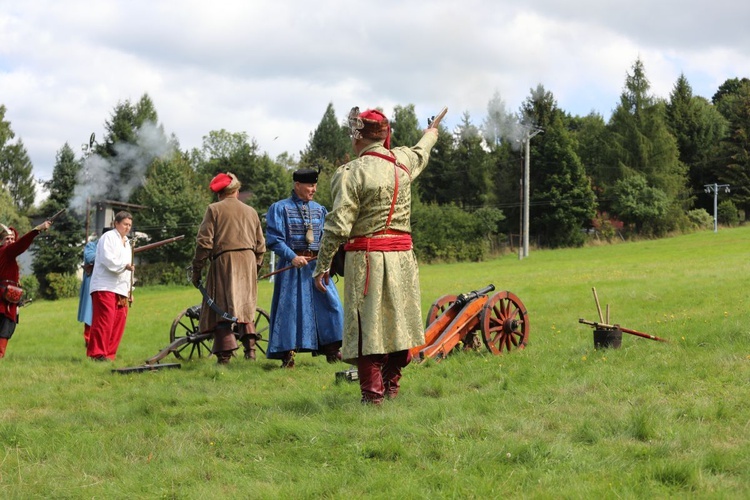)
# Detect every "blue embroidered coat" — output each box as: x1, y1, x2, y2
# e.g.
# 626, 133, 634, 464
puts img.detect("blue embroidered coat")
77, 240, 97, 326
265, 193, 343, 359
